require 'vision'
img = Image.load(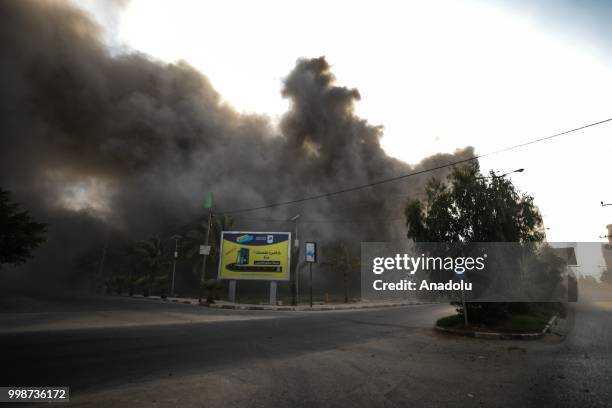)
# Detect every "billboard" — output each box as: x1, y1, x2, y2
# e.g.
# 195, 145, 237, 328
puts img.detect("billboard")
305, 242, 317, 263
218, 231, 291, 281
